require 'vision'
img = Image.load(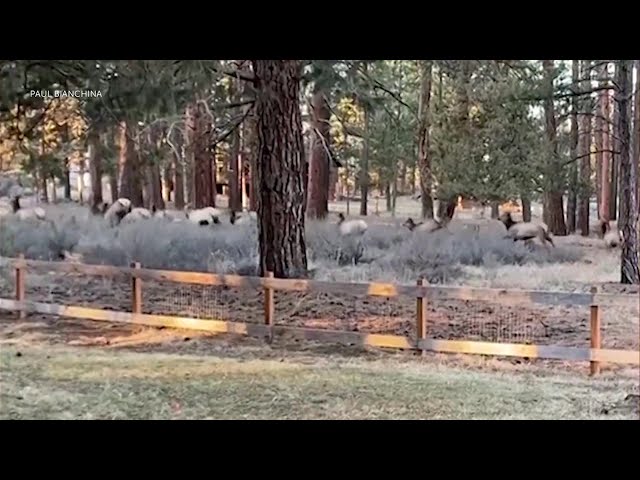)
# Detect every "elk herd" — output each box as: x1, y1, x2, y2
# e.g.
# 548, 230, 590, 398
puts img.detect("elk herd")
0, 190, 627, 255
